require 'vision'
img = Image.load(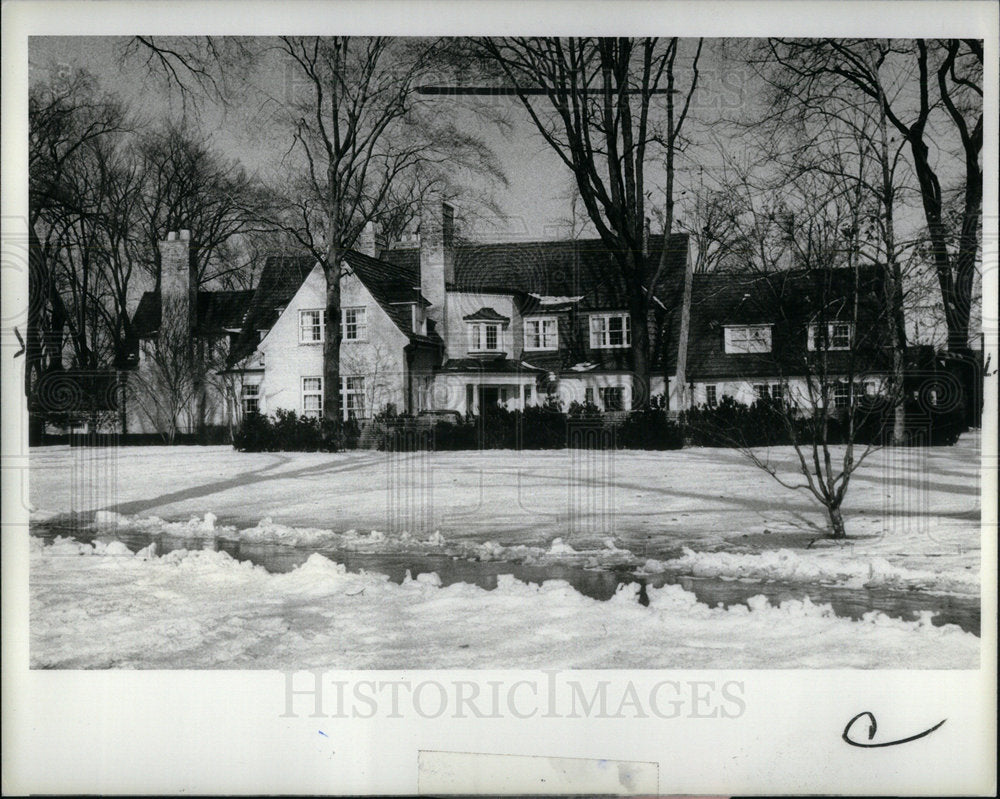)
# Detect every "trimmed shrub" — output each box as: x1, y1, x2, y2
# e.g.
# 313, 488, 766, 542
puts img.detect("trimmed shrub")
234, 409, 360, 452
